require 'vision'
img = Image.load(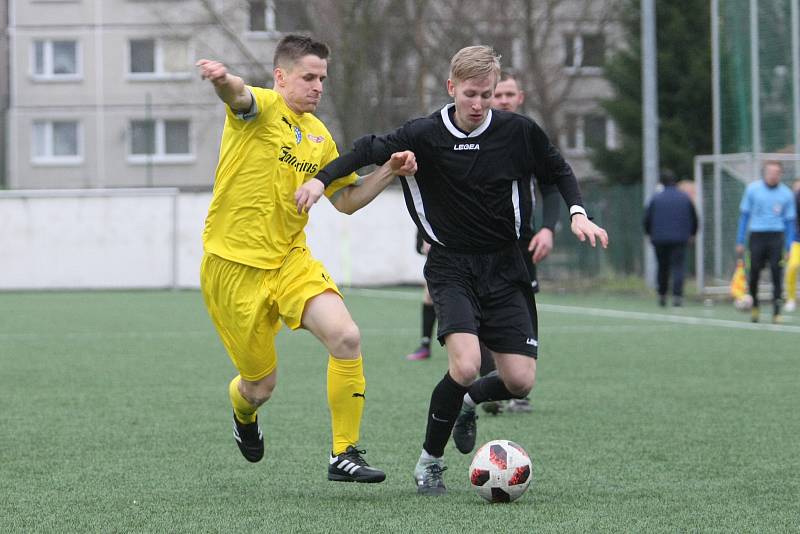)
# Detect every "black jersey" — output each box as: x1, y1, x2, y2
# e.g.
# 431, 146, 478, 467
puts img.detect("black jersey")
316, 104, 584, 253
